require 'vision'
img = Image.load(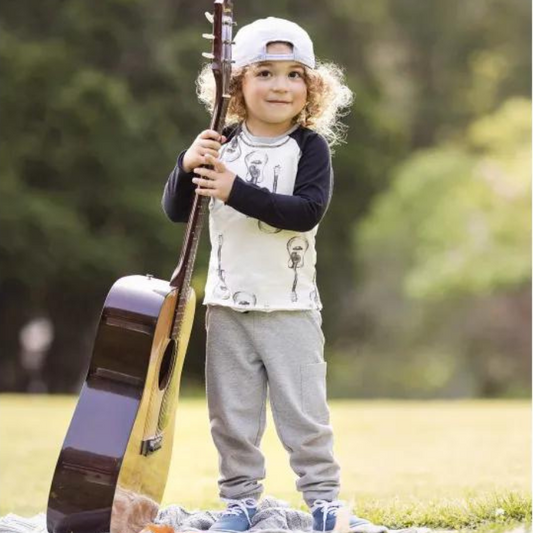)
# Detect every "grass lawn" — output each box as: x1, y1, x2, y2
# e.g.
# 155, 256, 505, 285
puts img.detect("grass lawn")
0, 395, 530, 532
